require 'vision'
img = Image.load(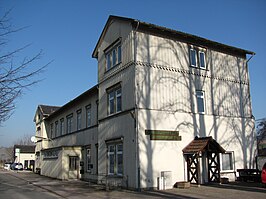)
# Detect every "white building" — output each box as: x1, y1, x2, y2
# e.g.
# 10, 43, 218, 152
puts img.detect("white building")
34, 16, 256, 189
14, 145, 35, 170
